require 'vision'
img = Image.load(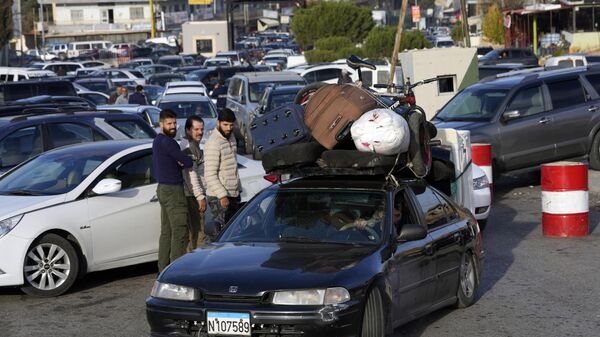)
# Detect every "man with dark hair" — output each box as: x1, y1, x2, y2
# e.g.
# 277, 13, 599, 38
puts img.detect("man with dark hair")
128, 85, 148, 105
152, 109, 193, 272
180, 115, 207, 251
109, 85, 123, 104
204, 108, 241, 234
